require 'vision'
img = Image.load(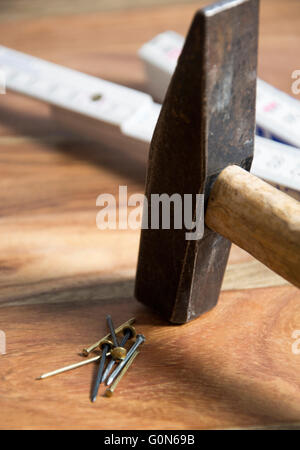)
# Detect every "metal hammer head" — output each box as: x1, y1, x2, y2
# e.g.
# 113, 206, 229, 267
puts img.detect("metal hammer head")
135, 0, 259, 323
